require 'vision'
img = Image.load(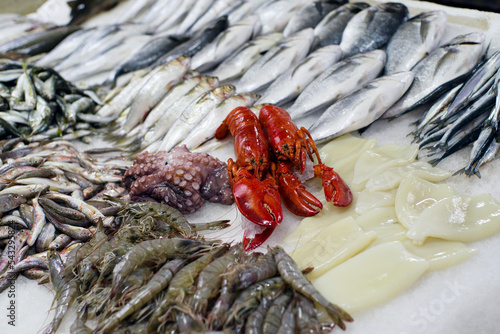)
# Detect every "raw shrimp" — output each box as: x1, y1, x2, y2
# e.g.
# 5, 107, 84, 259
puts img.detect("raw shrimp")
262, 291, 292, 334
272, 246, 352, 330
277, 299, 296, 334
244, 297, 273, 334
229, 249, 277, 292
193, 244, 243, 314
295, 293, 321, 334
